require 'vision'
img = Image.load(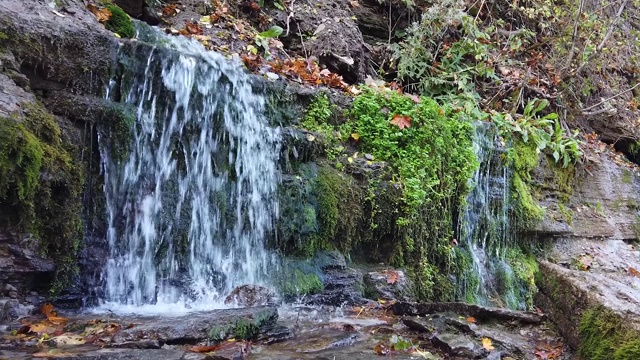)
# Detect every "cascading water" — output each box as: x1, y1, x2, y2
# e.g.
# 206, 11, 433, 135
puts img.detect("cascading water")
98, 26, 280, 311
457, 123, 524, 308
